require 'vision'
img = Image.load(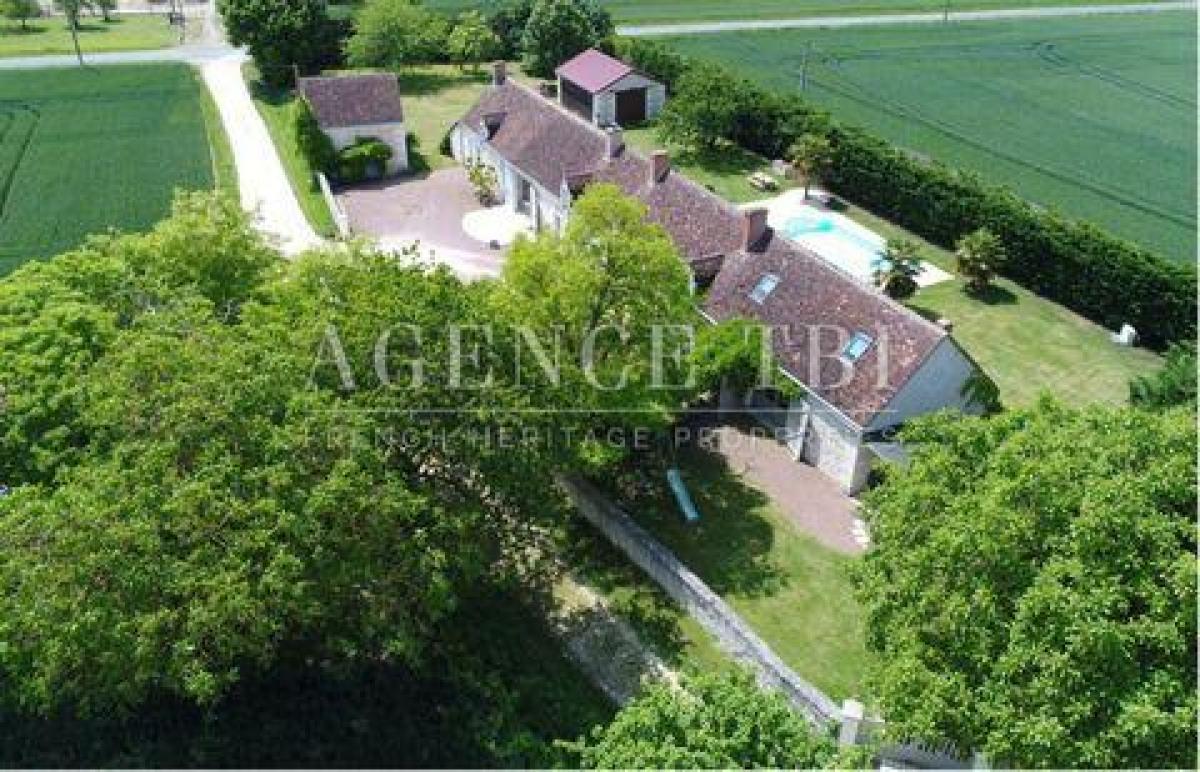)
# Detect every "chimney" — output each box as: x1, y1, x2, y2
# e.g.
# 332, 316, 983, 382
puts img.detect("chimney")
650, 150, 670, 184
491, 61, 507, 87
605, 126, 624, 158
741, 207, 769, 252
